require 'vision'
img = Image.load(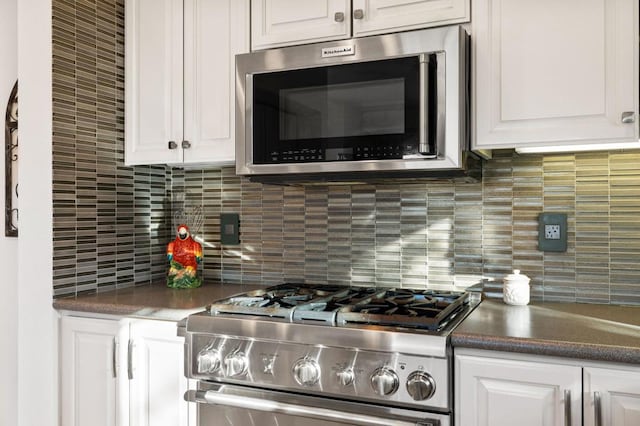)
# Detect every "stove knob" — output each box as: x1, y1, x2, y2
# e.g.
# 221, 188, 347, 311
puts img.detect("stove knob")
224, 352, 248, 377
197, 349, 221, 374
370, 367, 399, 396
406, 371, 436, 401
293, 358, 320, 386
336, 368, 355, 387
